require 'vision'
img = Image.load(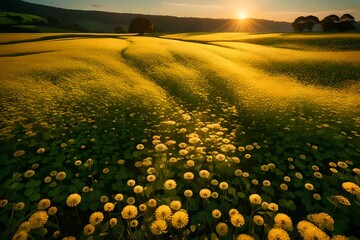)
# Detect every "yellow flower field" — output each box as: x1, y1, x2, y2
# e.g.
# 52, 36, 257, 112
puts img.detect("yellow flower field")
0, 32, 359, 240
